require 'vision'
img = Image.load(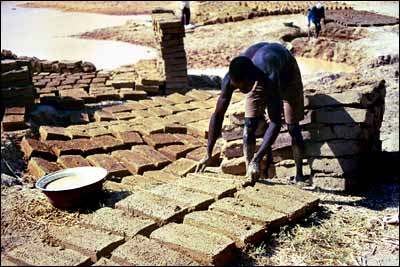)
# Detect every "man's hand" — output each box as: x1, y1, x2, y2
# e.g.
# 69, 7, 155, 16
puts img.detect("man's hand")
246, 159, 260, 183
195, 154, 211, 173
